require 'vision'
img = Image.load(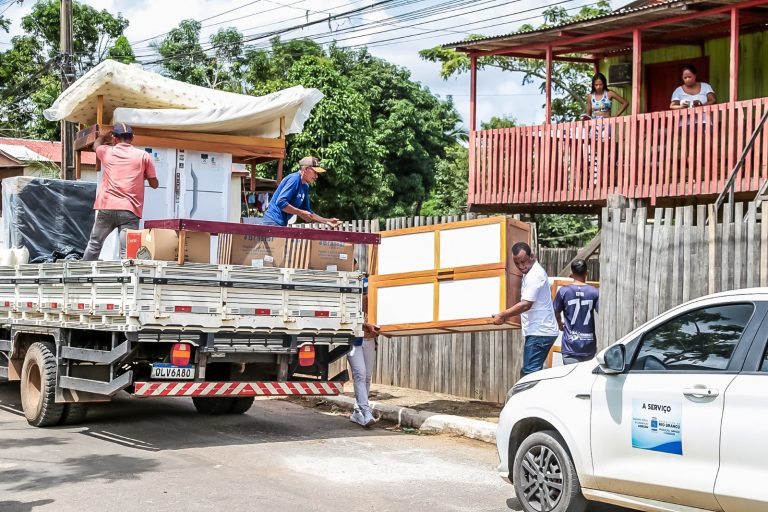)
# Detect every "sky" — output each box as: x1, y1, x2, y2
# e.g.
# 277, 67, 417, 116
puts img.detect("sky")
0, 0, 607, 129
